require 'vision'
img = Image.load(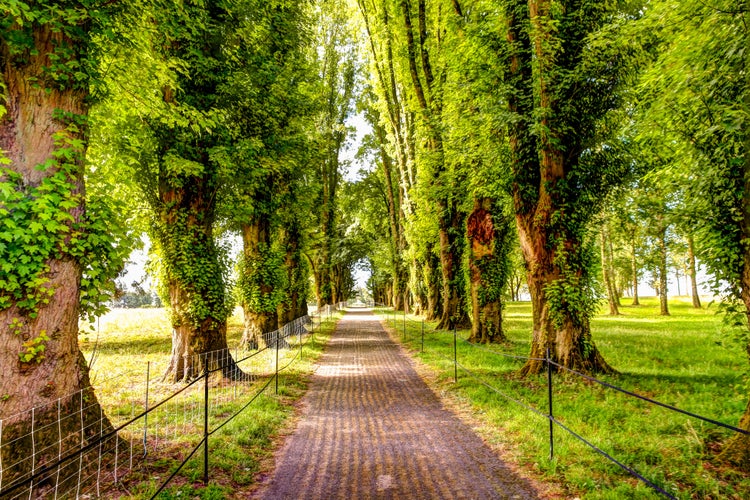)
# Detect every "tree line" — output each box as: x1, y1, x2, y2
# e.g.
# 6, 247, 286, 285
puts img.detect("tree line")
350, 0, 750, 466
1, 0, 749, 483
0, 0, 365, 487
